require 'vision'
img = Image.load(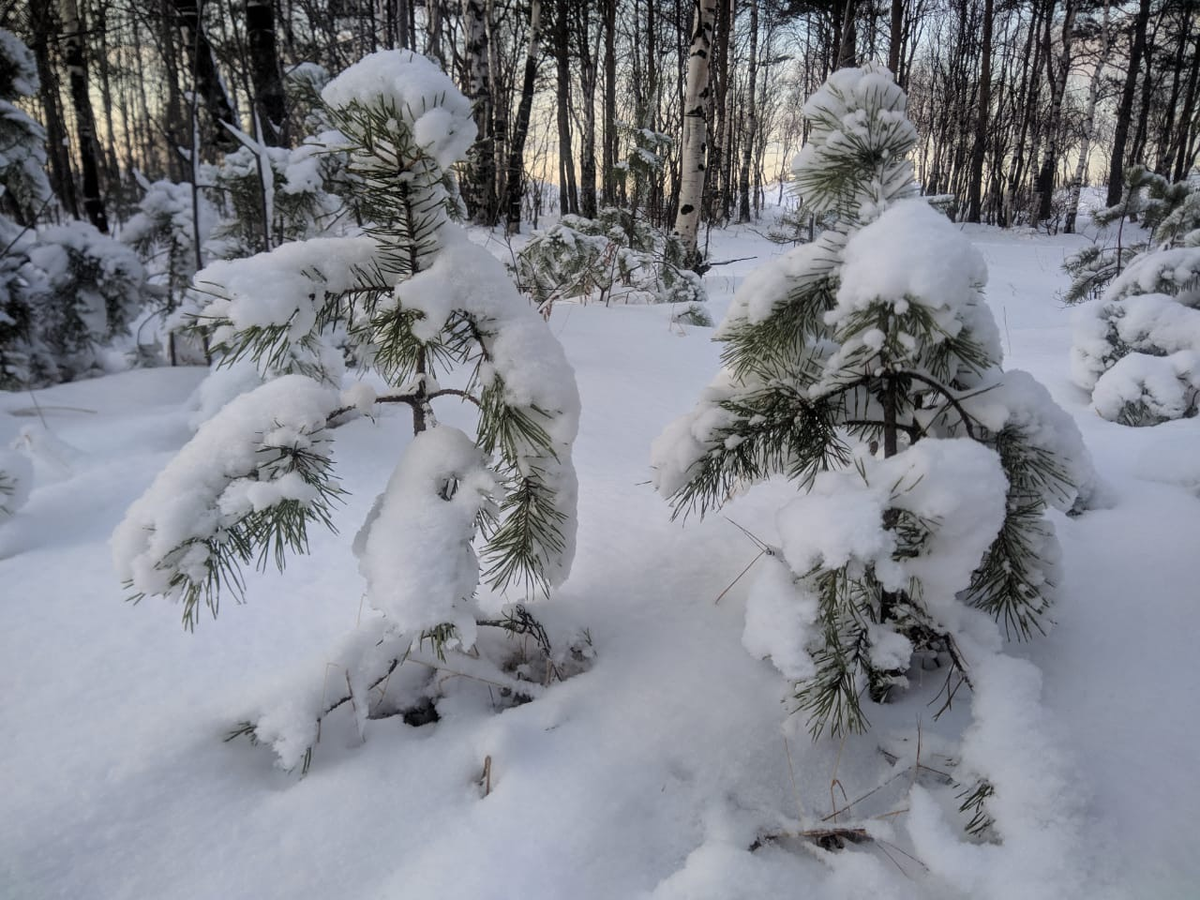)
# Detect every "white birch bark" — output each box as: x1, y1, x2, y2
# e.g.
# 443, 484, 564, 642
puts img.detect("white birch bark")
674, 0, 717, 266
1064, 0, 1111, 233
